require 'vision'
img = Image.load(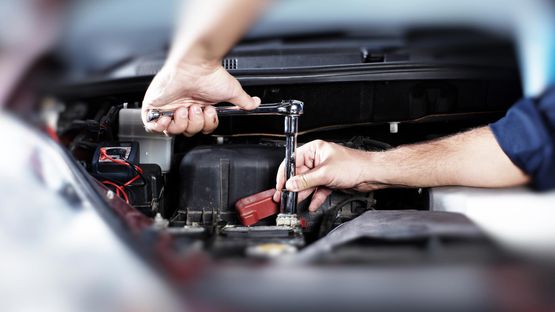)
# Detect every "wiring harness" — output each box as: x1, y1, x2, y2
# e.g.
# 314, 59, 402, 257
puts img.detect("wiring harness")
99, 148, 145, 204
